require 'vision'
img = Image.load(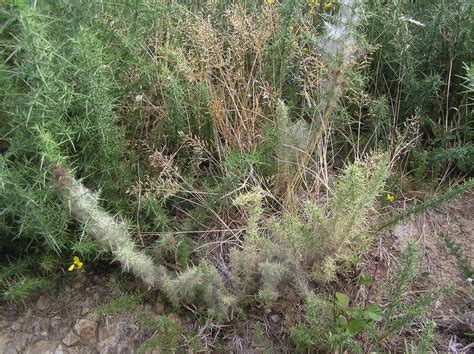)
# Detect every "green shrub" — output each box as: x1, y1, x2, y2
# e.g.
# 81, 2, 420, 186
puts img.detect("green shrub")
291, 241, 440, 352
363, 0, 473, 178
